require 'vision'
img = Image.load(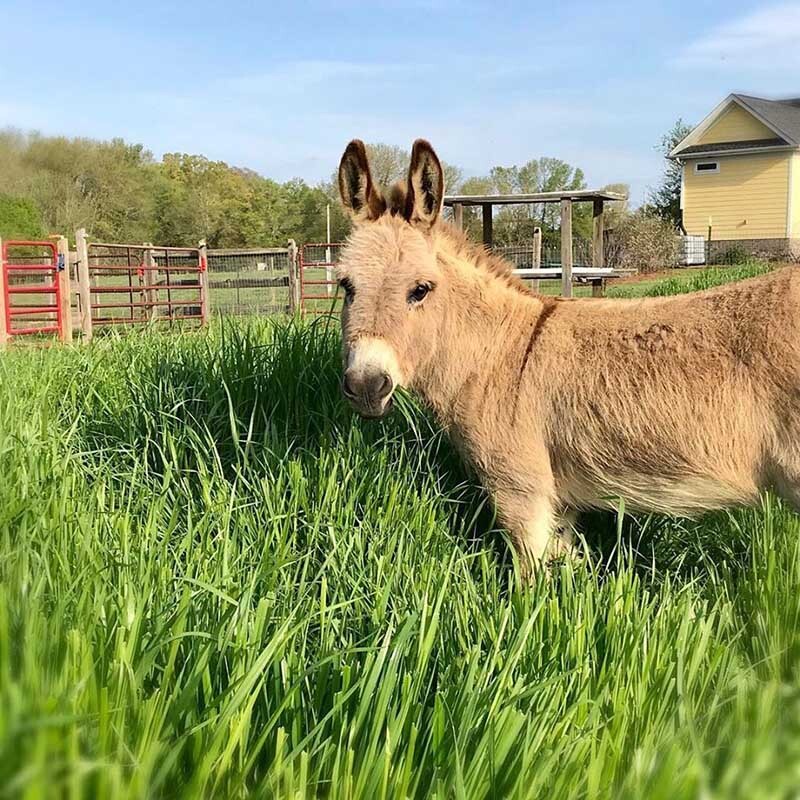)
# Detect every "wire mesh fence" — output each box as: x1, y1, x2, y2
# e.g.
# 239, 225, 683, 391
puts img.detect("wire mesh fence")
149, 248, 294, 315
493, 237, 596, 295
494, 237, 593, 268
207, 248, 293, 315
